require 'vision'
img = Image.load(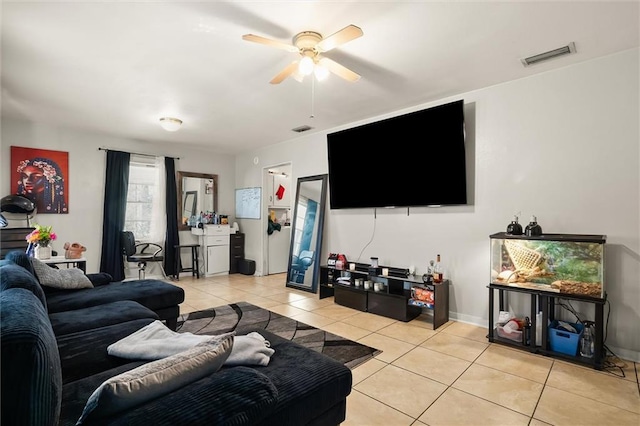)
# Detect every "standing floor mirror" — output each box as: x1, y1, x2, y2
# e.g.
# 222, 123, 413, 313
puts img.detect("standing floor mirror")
286, 174, 328, 293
